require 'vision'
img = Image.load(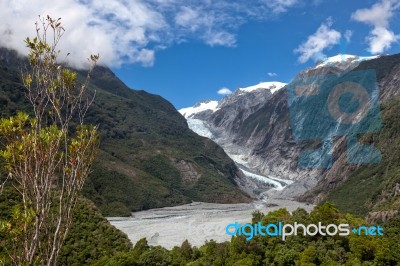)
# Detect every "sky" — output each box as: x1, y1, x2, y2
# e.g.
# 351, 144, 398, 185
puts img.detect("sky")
1, 0, 400, 109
